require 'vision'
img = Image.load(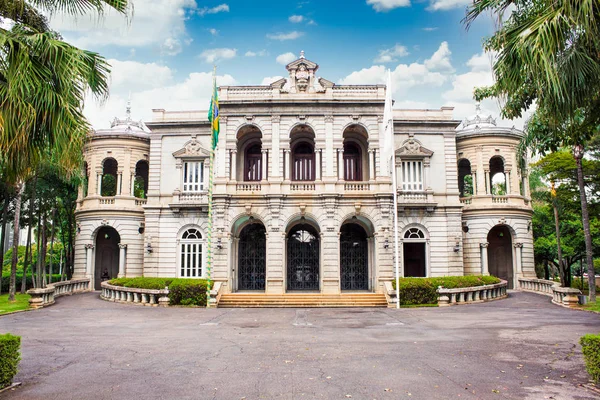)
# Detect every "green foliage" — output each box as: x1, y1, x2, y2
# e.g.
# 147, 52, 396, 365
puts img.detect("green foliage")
133, 176, 146, 199
2, 243, 65, 274
1, 273, 61, 293
580, 334, 600, 384
101, 174, 116, 197
108, 277, 211, 306
0, 333, 21, 389
391, 276, 501, 305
